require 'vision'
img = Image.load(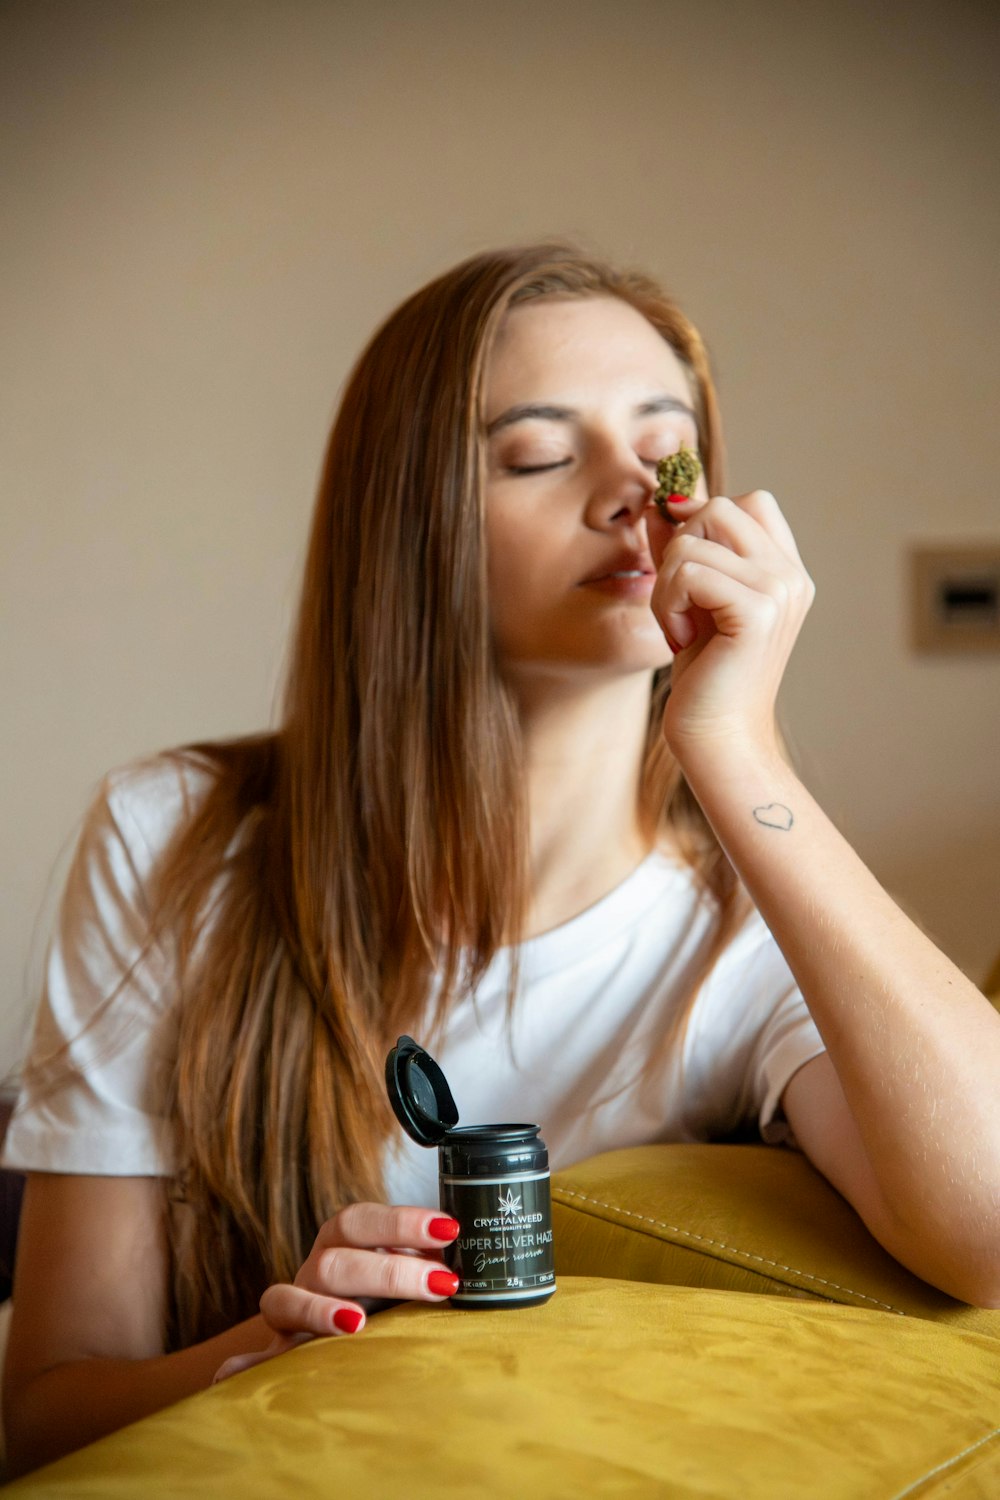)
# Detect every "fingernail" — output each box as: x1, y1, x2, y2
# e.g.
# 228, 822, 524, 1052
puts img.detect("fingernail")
333, 1308, 364, 1335
665, 492, 695, 507
428, 1269, 460, 1297
428, 1216, 460, 1241
666, 634, 683, 655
